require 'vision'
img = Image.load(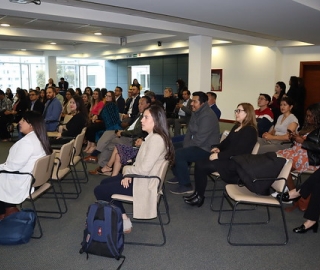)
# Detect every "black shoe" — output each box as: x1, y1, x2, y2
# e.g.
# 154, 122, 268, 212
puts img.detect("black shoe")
184, 195, 205, 207
276, 192, 300, 202
183, 192, 198, 201
293, 222, 318, 233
